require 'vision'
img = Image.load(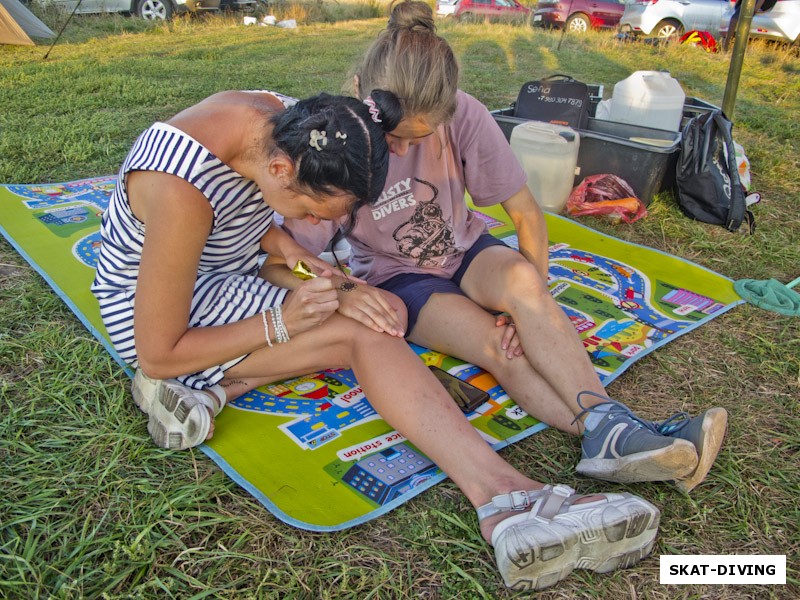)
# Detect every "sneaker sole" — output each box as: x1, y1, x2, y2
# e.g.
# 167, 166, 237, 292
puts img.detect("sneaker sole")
132, 372, 210, 450
497, 495, 660, 591
576, 438, 698, 483
675, 407, 728, 493
131, 369, 156, 414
